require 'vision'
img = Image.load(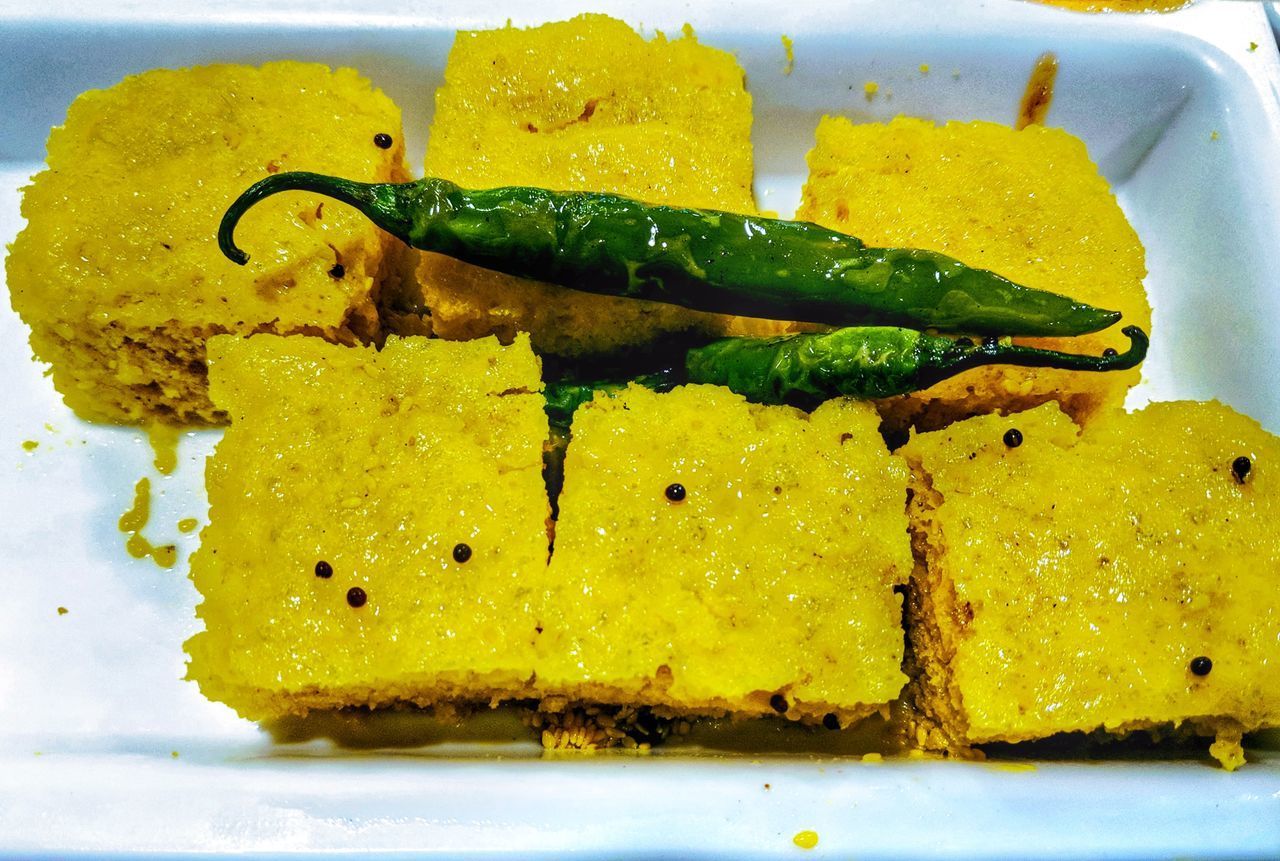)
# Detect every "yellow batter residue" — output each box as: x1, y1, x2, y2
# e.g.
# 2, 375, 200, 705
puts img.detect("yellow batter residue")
1029, 0, 1191, 11
21, 440, 38, 452
781, 35, 795, 75
177, 518, 199, 534
793, 830, 819, 850
118, 477, 177, 568
147, 424, 182, 475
